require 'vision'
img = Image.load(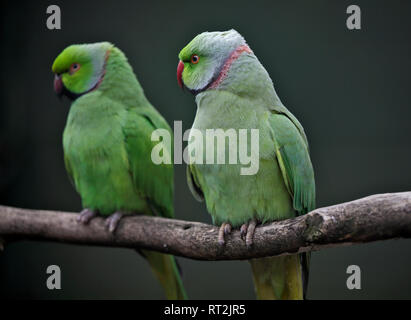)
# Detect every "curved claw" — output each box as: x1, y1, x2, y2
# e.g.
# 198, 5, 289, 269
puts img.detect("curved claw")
224, 223, 232, 235
246, 220, 257, 247
77, 209, 97, 225
105, 212, 123, 233
240, 223, 248, 240
218, 222, 232, 246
